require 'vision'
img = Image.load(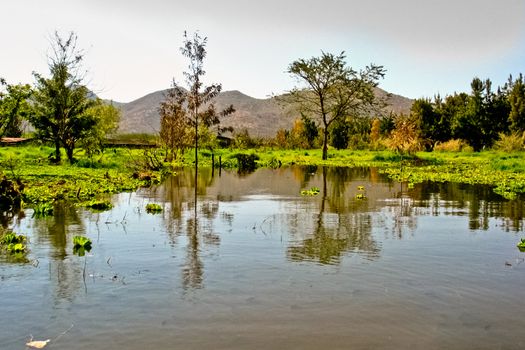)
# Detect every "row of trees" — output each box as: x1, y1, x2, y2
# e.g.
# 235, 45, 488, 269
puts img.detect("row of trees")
269, 74, 525, 154
411, 75, 525, 151
0, 32, 120, 163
